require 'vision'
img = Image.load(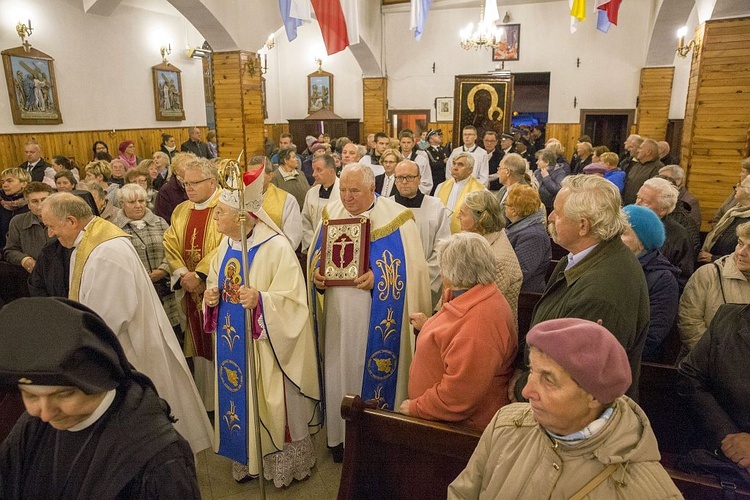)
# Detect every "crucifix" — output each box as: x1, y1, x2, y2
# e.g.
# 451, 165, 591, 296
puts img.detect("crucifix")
332, 235, 354, 268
